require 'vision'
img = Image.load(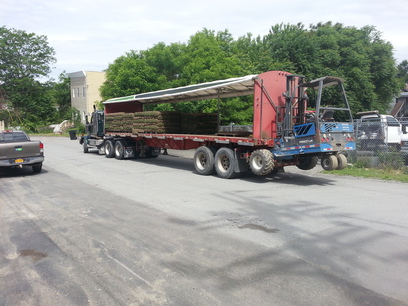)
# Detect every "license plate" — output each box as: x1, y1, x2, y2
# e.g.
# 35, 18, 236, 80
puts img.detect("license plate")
15, 159, 24, 163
